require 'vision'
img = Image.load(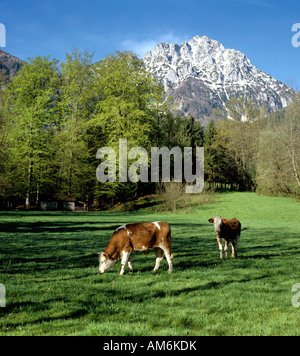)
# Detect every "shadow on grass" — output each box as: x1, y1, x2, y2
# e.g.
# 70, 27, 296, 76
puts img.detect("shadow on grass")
0, 298, 91, 331
0, 221, 125, 234
0, 271, 269, 332
0, 253, 98, 274
103, 274, 270, 304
